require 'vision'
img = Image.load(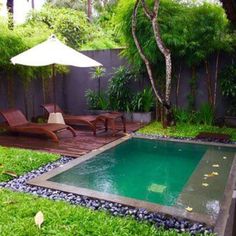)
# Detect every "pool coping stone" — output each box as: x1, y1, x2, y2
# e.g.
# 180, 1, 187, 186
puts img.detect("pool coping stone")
28, 134, 236, 234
